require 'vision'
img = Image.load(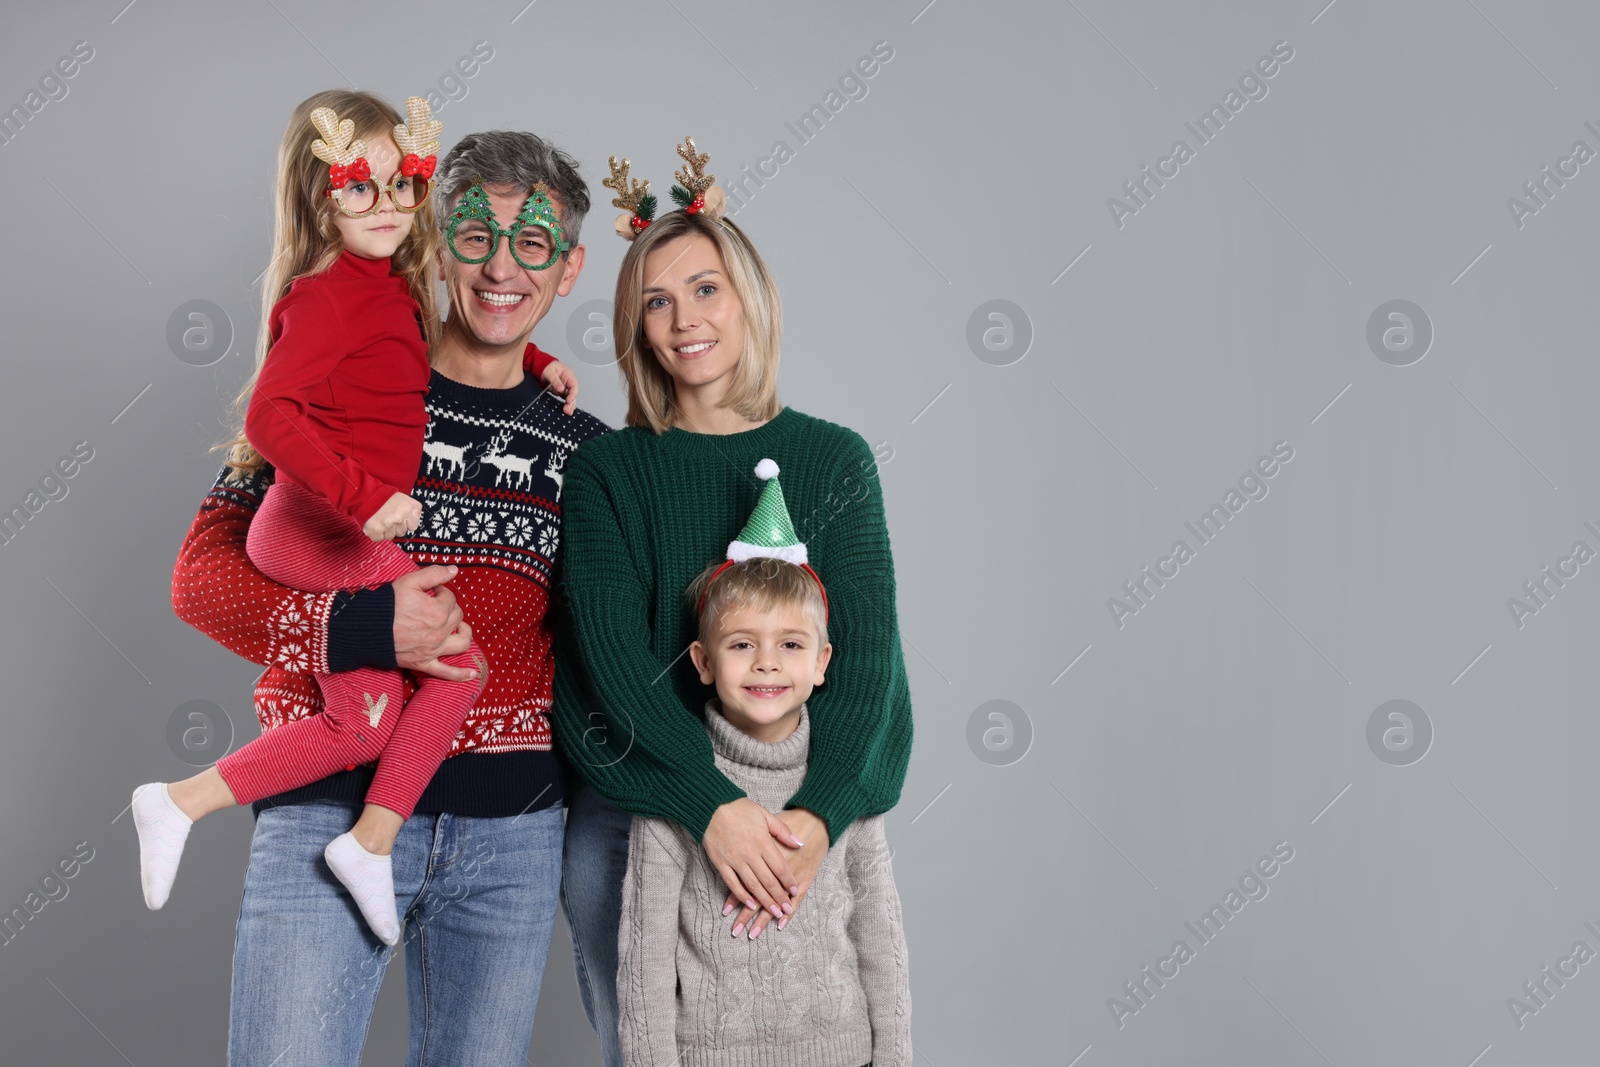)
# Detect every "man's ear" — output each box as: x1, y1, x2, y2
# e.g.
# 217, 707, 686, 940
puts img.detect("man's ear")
435, 244, 447, 281
555, 243, 586, 297
689, 639, 713, 684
